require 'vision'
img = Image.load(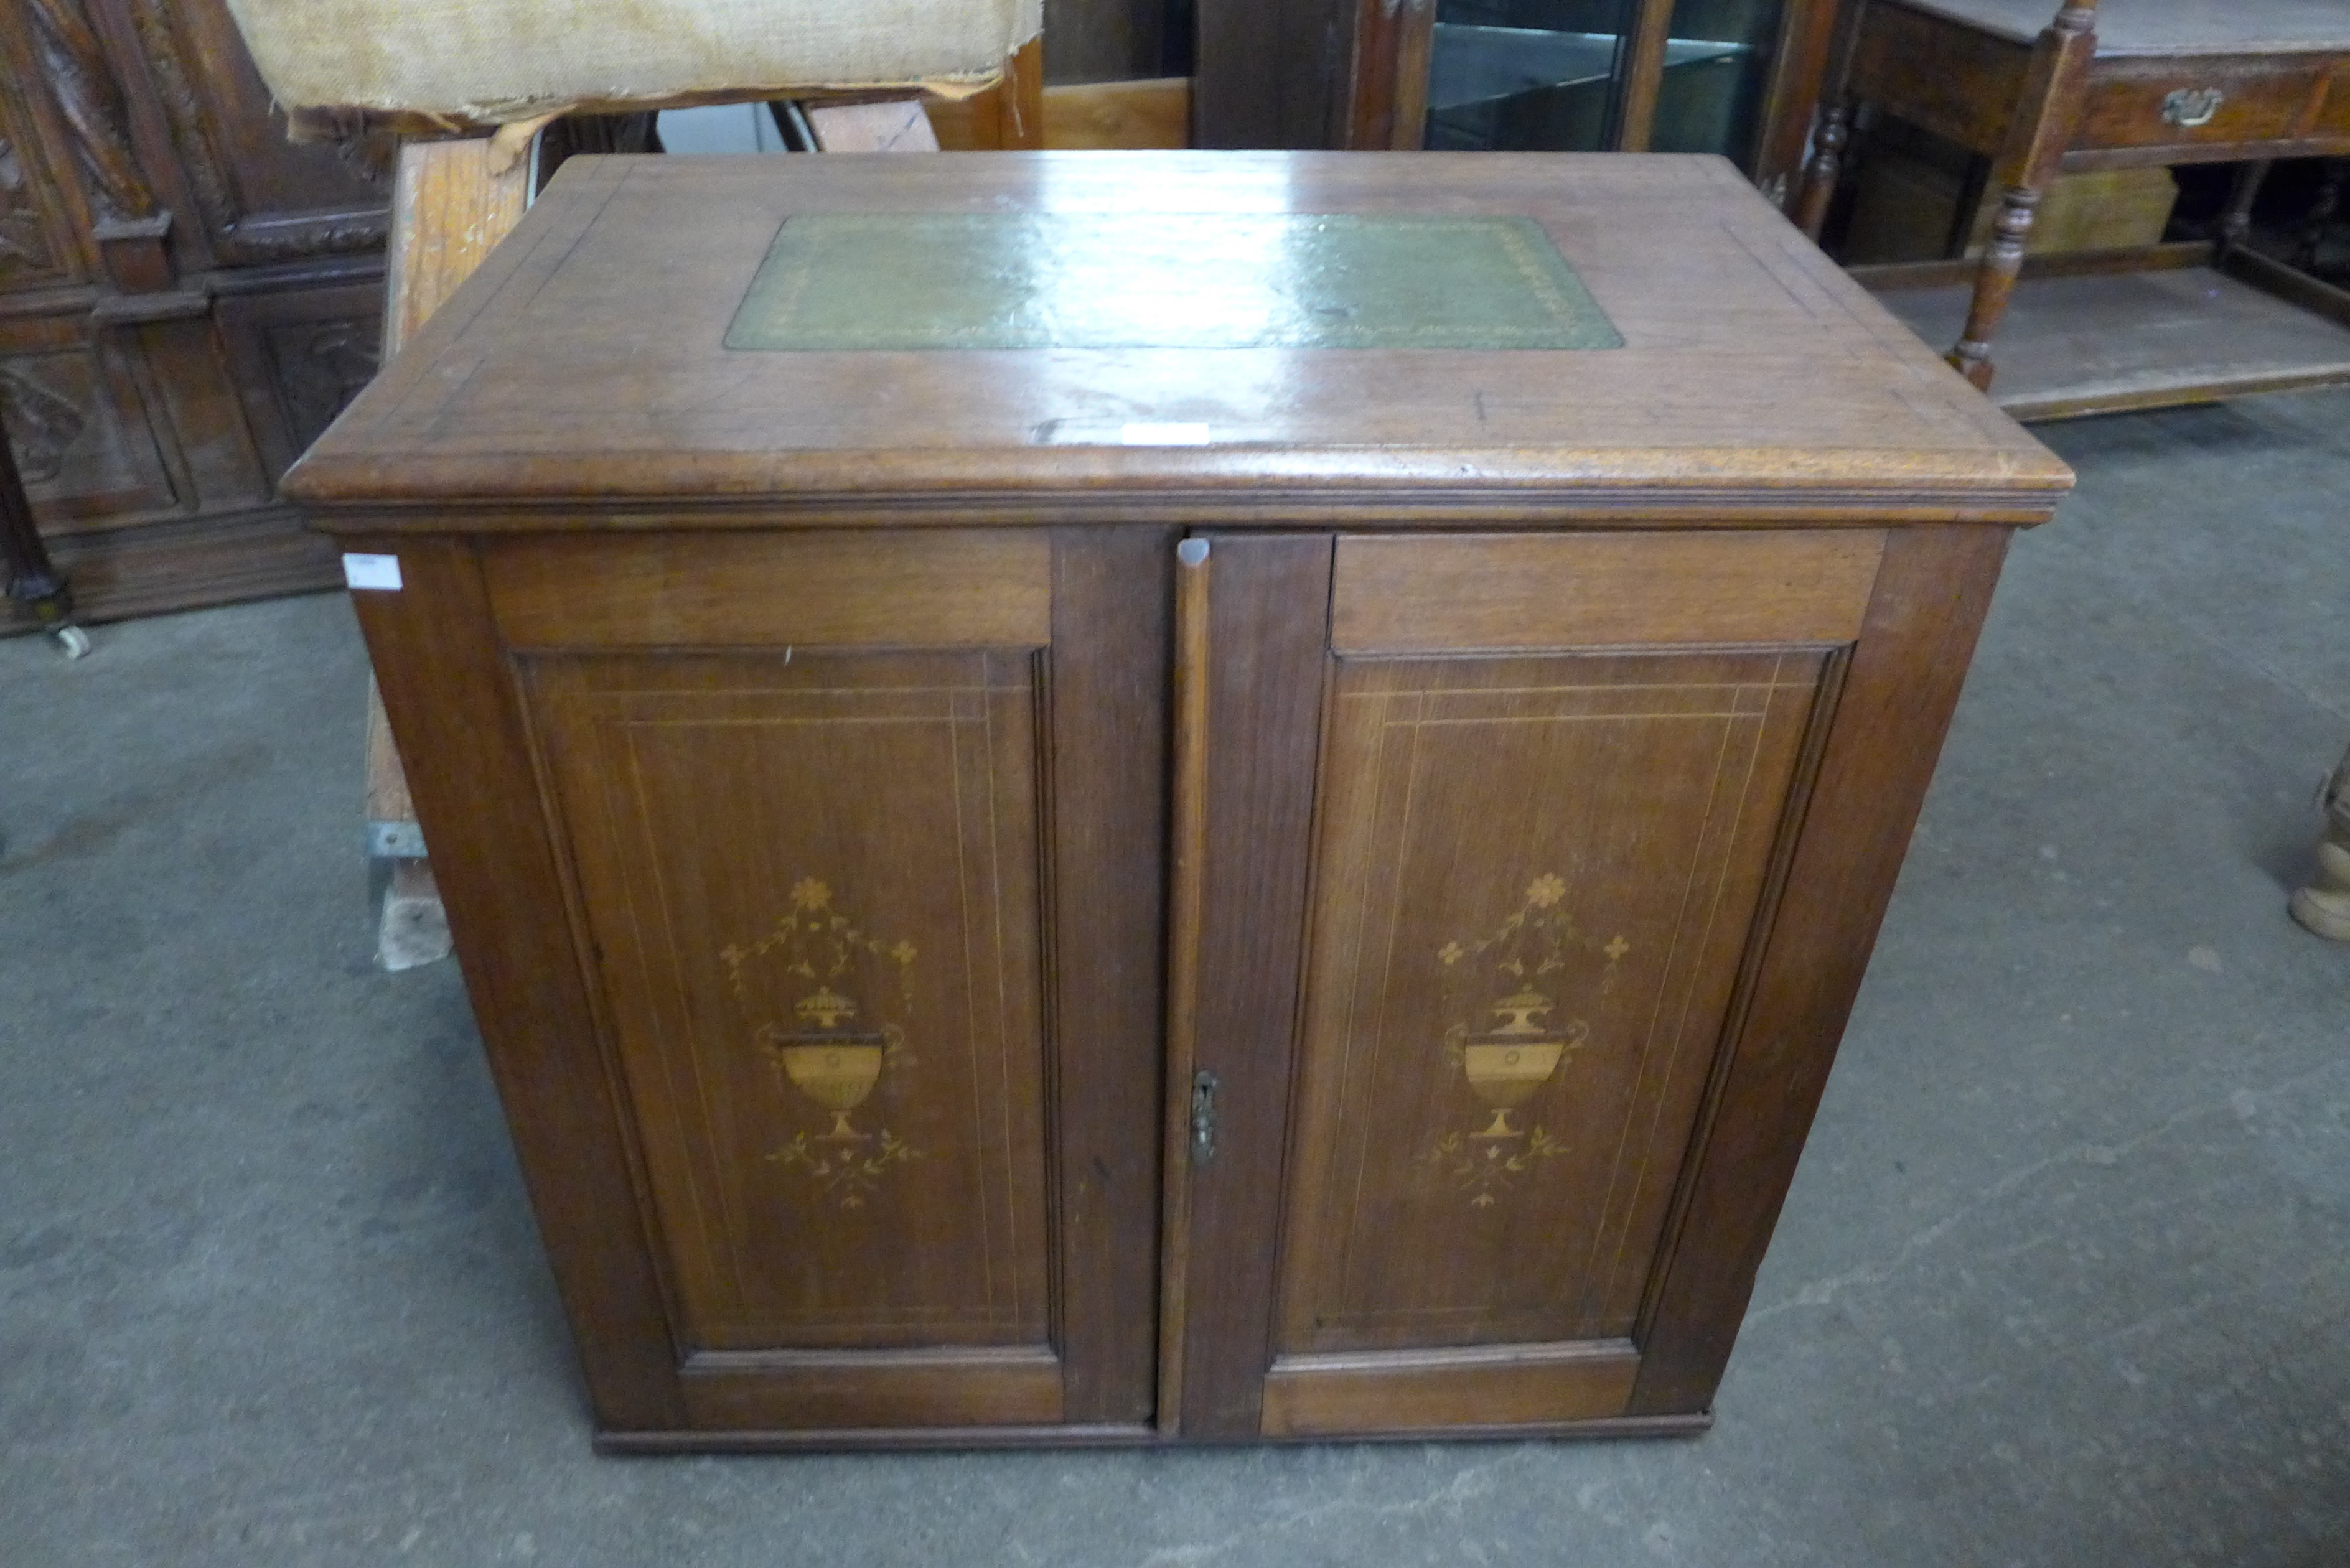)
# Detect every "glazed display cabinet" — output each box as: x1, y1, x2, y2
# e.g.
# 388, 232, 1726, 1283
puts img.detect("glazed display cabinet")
287, 151, 2071, 1449
1332, 0, 1840, 199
